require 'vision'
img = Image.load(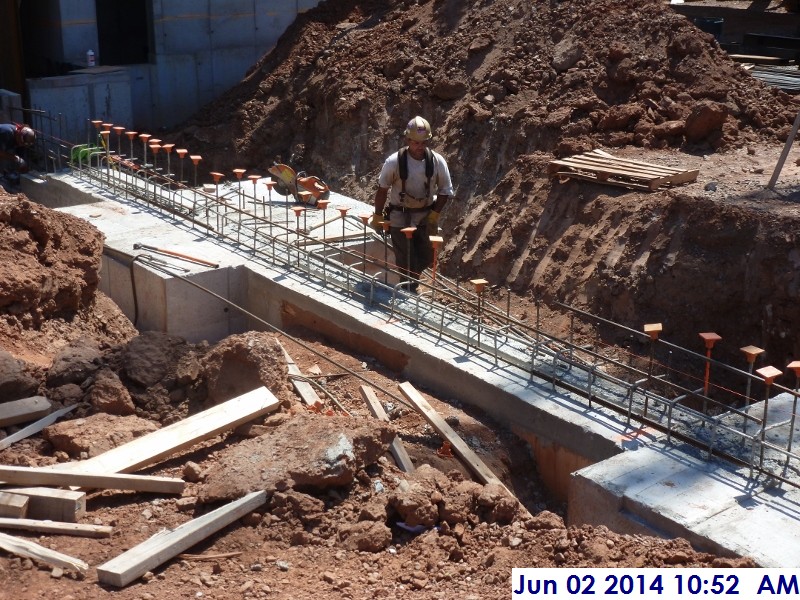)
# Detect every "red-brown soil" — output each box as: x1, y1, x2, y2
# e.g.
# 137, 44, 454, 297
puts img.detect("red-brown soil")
3, 0, 800, 596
